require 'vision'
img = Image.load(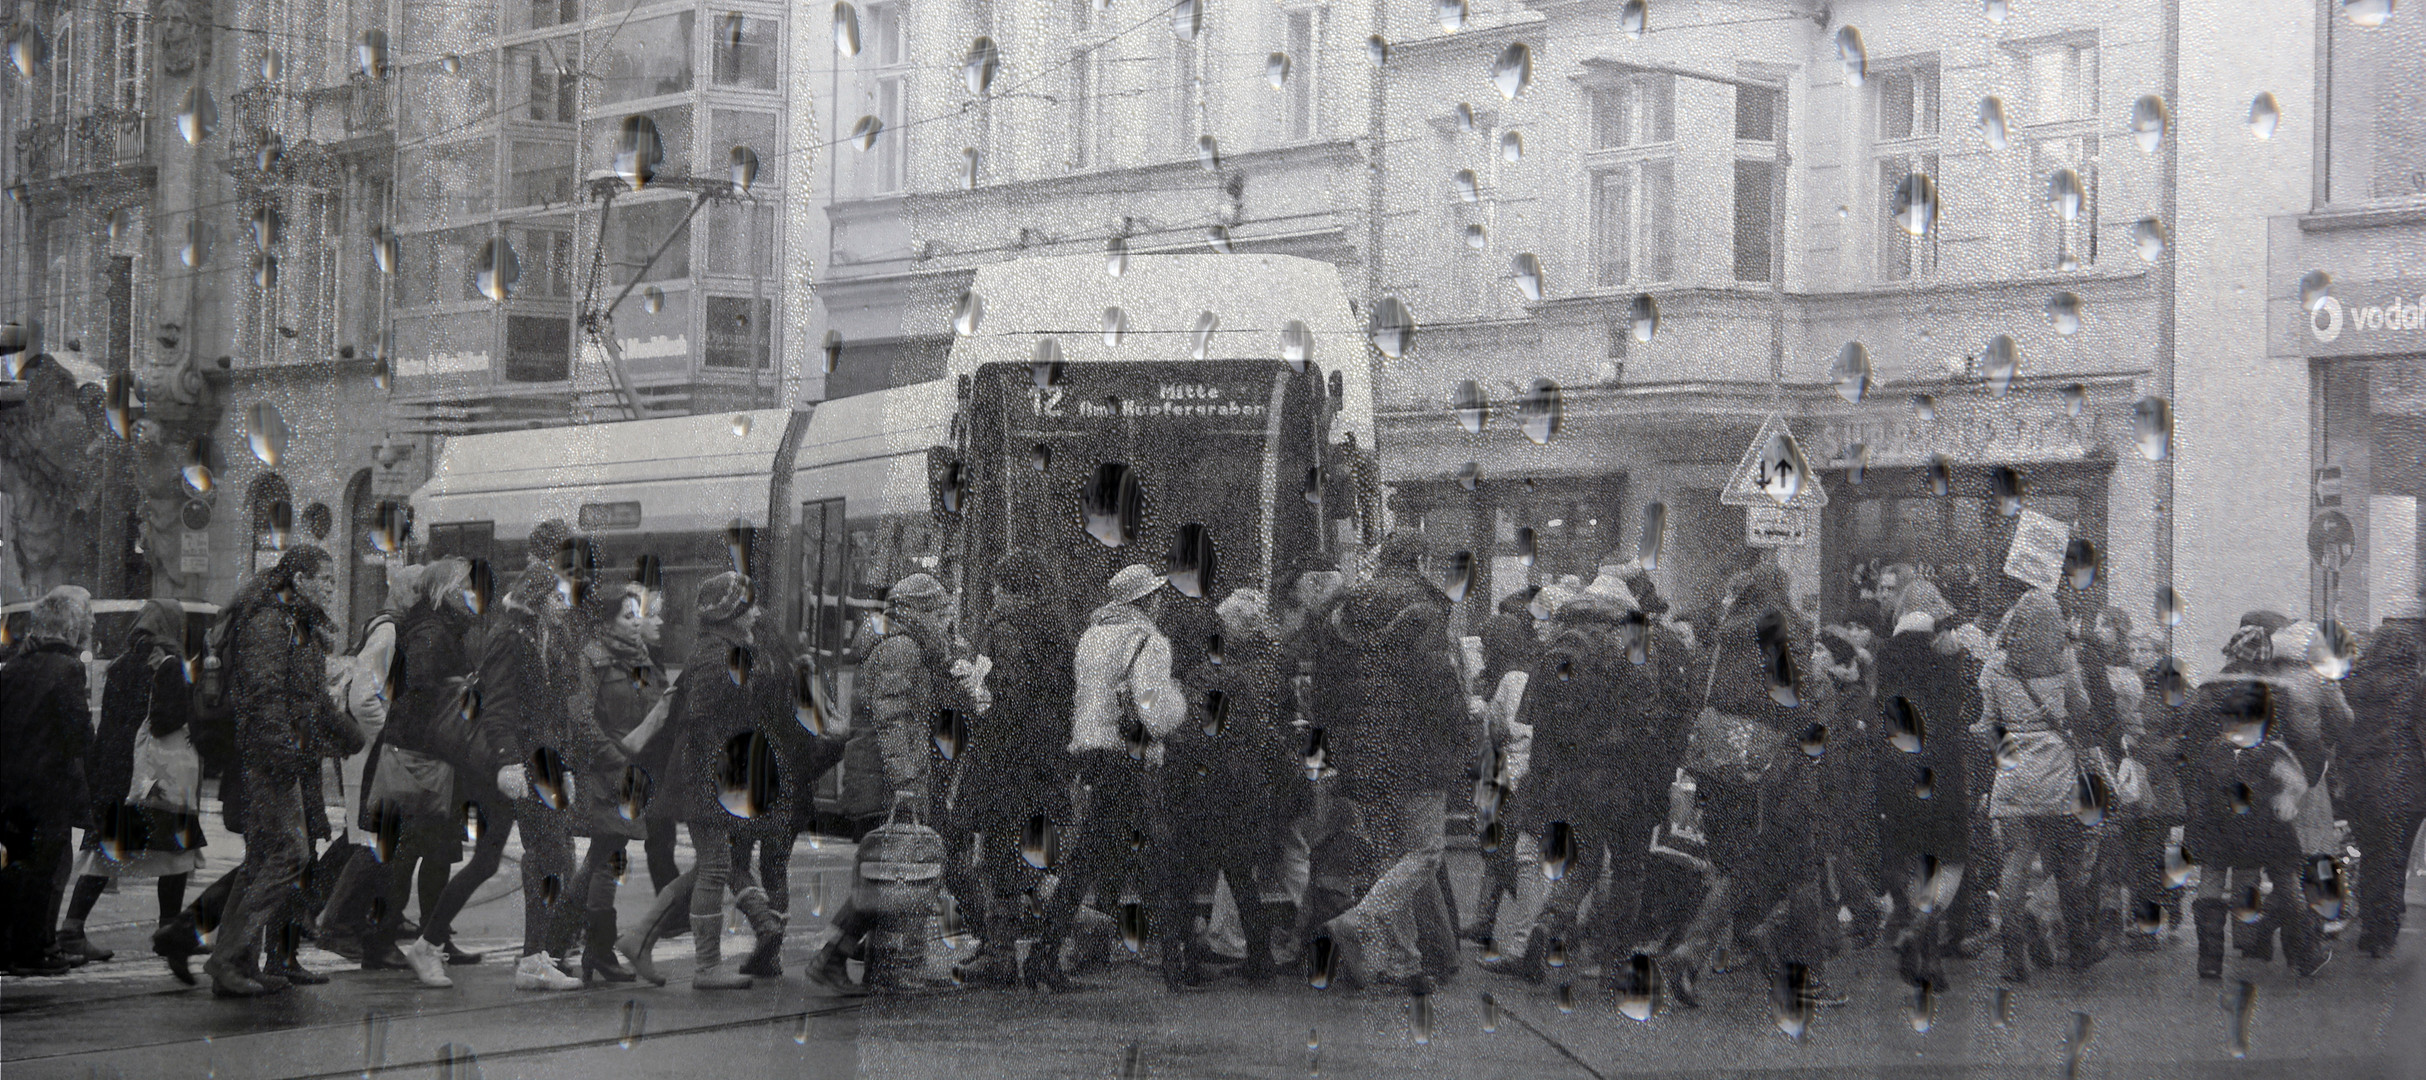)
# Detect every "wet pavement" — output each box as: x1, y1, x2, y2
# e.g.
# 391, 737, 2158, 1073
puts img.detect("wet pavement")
6, 807, 2425, 1079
